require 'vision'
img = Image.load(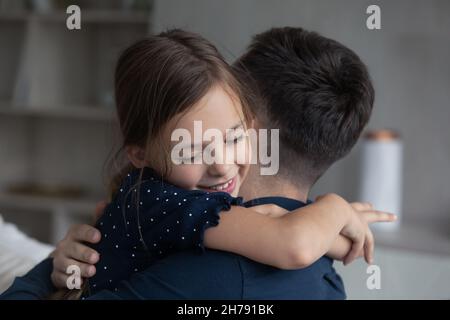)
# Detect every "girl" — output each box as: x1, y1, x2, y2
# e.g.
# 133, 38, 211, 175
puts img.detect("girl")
85, 29, 393, 295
